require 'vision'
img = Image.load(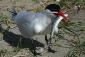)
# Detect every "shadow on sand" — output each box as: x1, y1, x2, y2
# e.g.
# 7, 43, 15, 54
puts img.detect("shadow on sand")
1, 28, 44, 55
